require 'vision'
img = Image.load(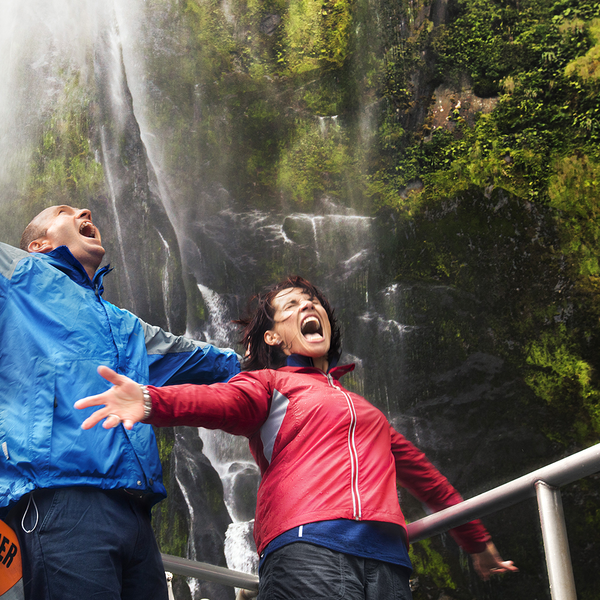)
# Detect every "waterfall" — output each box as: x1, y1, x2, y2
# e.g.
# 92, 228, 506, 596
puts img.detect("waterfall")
196, 283, 260, 579
100, 123, 136, 308
157, 230, 173, 333
199, 428, 259, 578
196, 284, 238, 348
